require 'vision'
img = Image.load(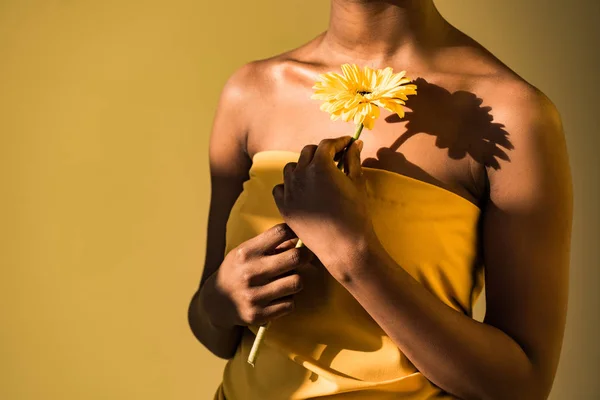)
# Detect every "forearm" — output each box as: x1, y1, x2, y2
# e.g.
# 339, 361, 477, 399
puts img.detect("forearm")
337, 241, 543, 400
188, 271, 242, 359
